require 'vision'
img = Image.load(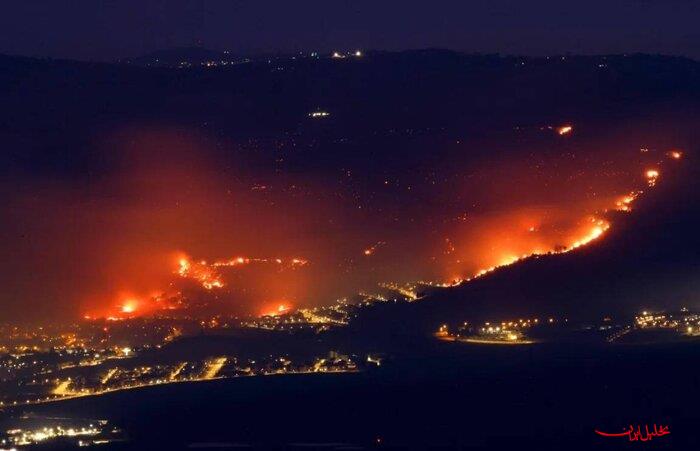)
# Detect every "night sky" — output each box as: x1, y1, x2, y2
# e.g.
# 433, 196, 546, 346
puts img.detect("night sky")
1, 0, 699, 61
